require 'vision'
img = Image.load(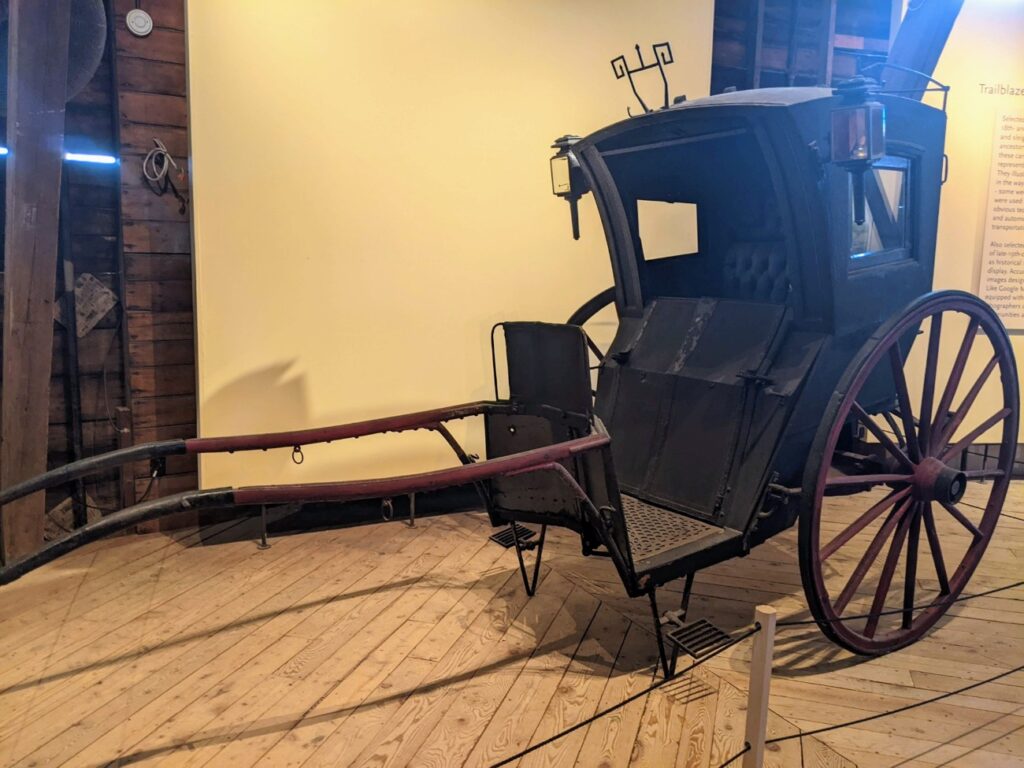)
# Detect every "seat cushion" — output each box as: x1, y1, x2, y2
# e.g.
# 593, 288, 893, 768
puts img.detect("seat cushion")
722, 241, 789, 303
